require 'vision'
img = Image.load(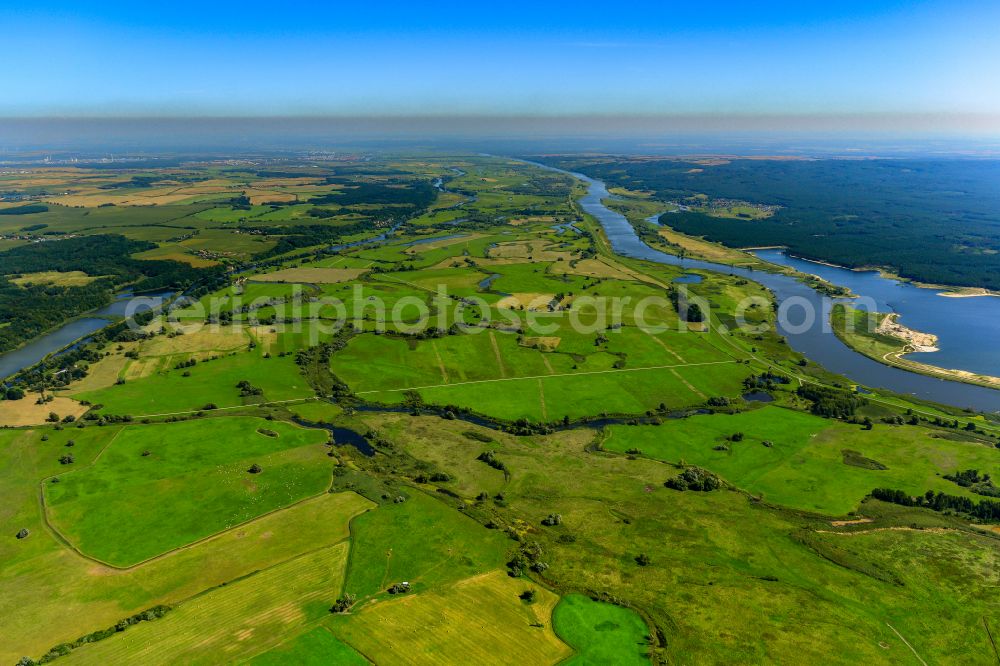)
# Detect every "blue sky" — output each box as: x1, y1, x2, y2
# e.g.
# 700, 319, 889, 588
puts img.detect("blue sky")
4, 0, 1000, 124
